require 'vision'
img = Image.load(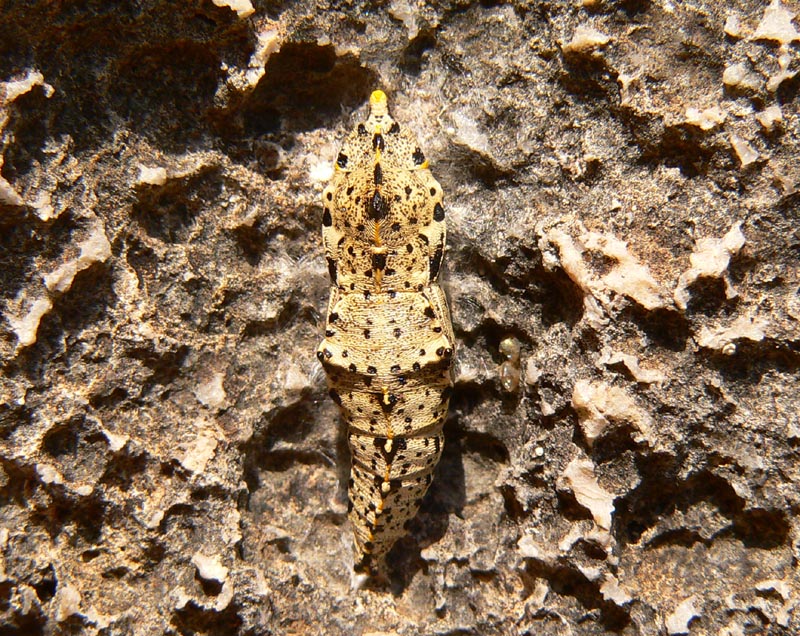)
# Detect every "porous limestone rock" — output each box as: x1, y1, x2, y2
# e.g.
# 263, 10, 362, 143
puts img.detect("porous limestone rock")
0, 1, 797, 634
